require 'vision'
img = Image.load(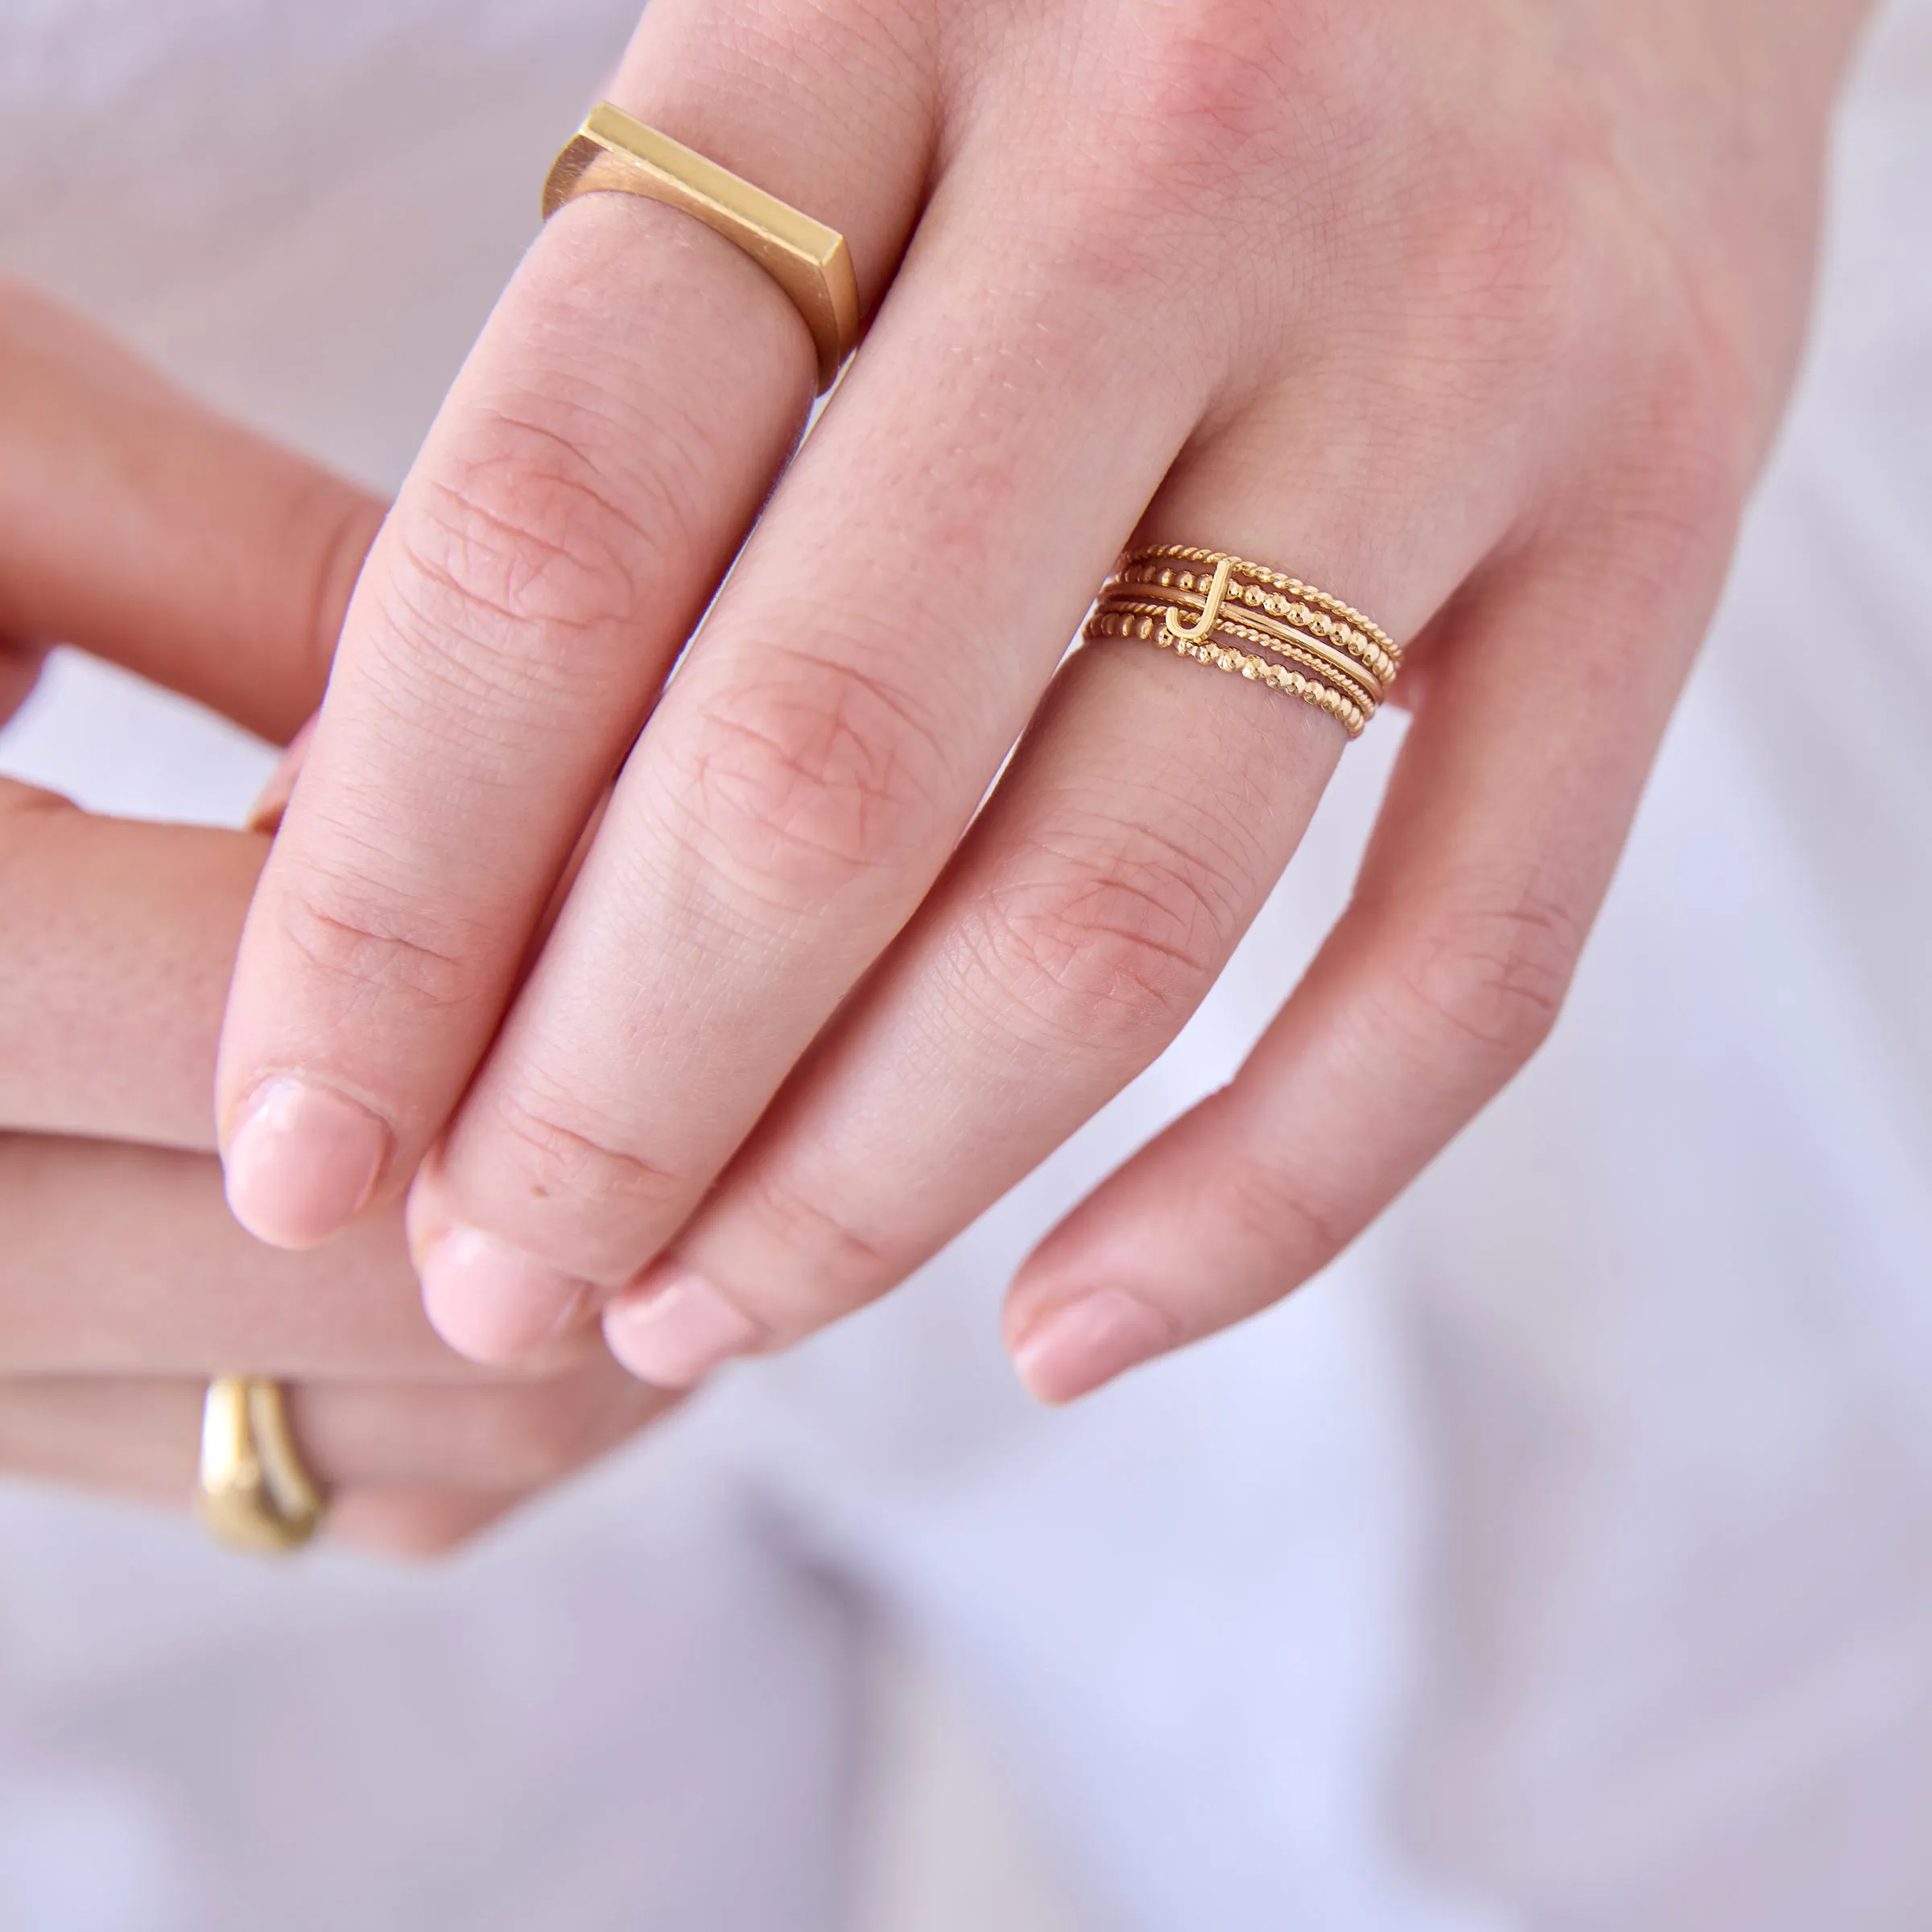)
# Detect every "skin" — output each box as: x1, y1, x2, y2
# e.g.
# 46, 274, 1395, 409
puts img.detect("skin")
0, 287, 671, 1557
218, 0, 1874, 1401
